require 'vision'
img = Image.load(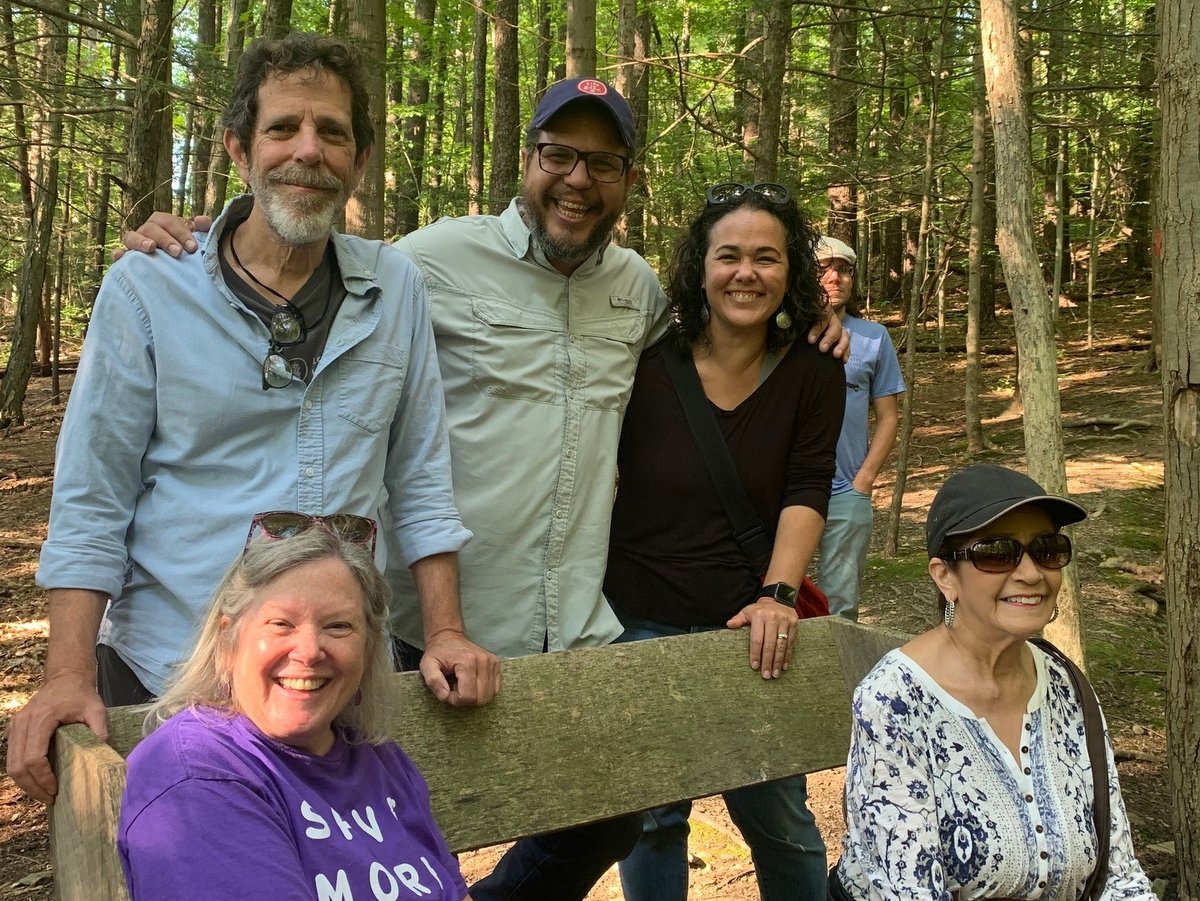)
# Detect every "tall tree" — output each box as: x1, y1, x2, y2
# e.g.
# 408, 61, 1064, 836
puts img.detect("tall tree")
981, 0, 1085, 665
123, 0, 174, 229
565, 0, 596, 77
966, 50, 989, 453
489, 0, 519, 213
827, 0, 858, 243
396, 0, 437, 235
0, 1, 67, 426
751, 0, 789, 182
468, 0, 488, 215
1157, 1, 1200, 893
346, 0, 386, 238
